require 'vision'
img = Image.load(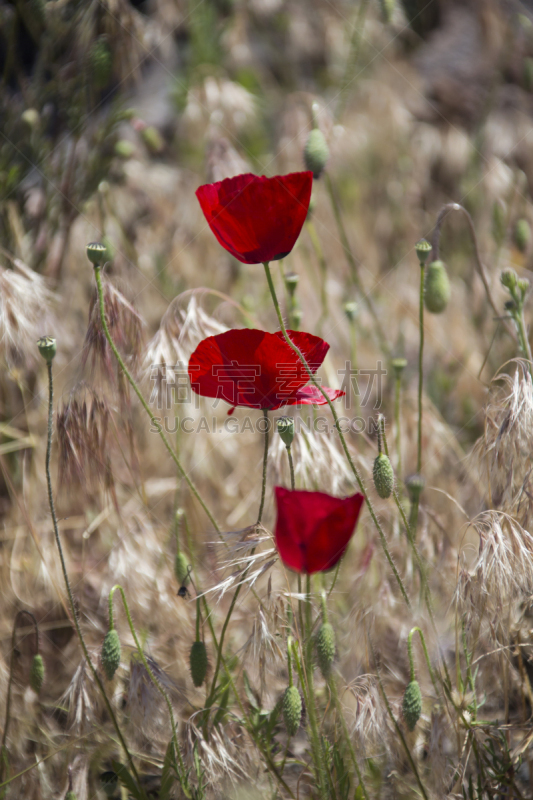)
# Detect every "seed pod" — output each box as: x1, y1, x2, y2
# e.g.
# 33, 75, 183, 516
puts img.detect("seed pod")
373, 453, 394, 499
402, 679, 422, 731
29, 654, 44, 694
190, 640, 208, 687
304, 128, 329, 179
277, 416, 295, 448
86, 242, 108, 266
315, 621, 336, 678
415, 238, 432, 265
515, 219, 531, 253
37, 336, 56, 363
282, 685, 302, 736
174, 551, 189, 586
424, 260, 450, 314
101, 629, 121, 680
285, 272, 299, 296
89, 37, 112, 90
